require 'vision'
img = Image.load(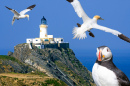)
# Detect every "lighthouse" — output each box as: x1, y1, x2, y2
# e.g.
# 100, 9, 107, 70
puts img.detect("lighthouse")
39, 16, 48, 38
26, 16, 69, 49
